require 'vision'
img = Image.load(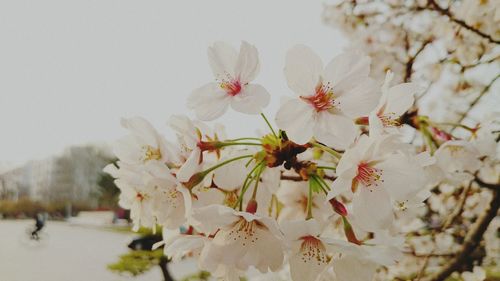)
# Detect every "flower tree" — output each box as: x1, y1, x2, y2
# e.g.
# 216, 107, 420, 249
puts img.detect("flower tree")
106, 22, 498, 281
321, 0, 500, 280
